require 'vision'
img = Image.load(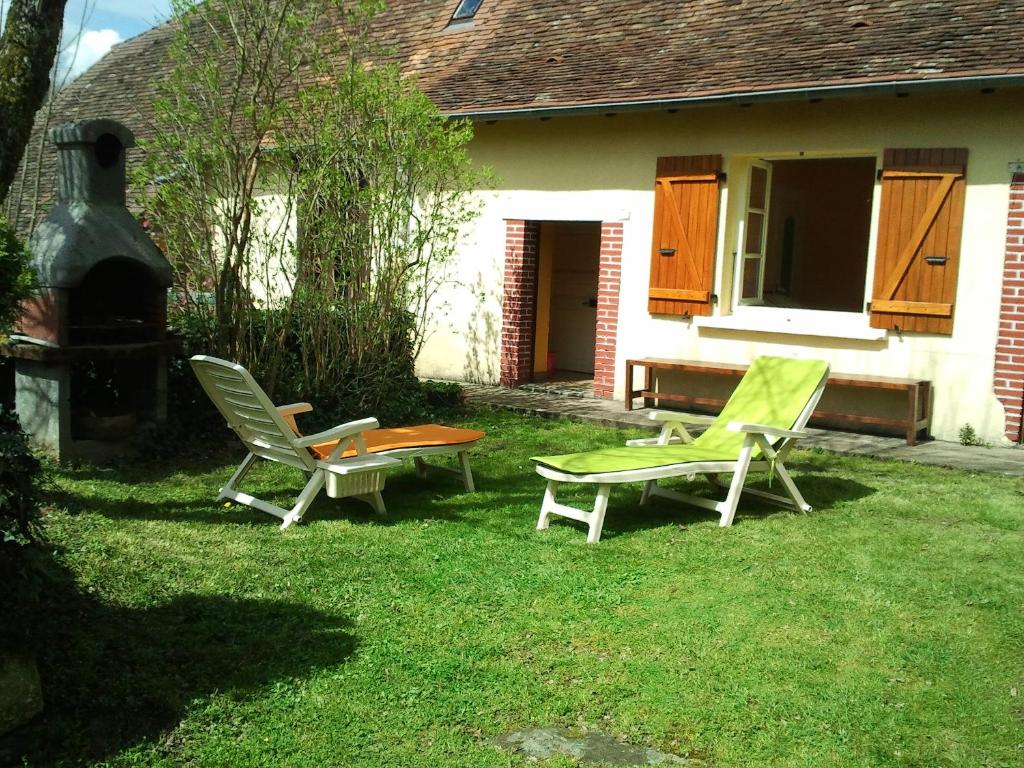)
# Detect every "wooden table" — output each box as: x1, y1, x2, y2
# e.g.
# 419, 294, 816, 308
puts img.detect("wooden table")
625, 357, 932, 445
